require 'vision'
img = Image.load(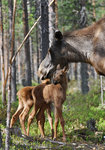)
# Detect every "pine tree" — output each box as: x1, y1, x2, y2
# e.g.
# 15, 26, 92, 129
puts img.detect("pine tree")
22, 0, 31, 86
41, 0, 49, 60
79, 0, 89, 94
0, 0, 6, 105
8, 0, 17, 102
